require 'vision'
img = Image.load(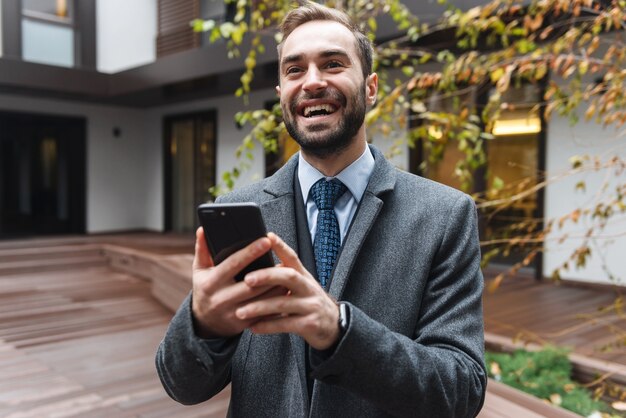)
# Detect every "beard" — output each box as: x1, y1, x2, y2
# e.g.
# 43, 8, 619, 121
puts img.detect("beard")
282, 83, 366, 159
